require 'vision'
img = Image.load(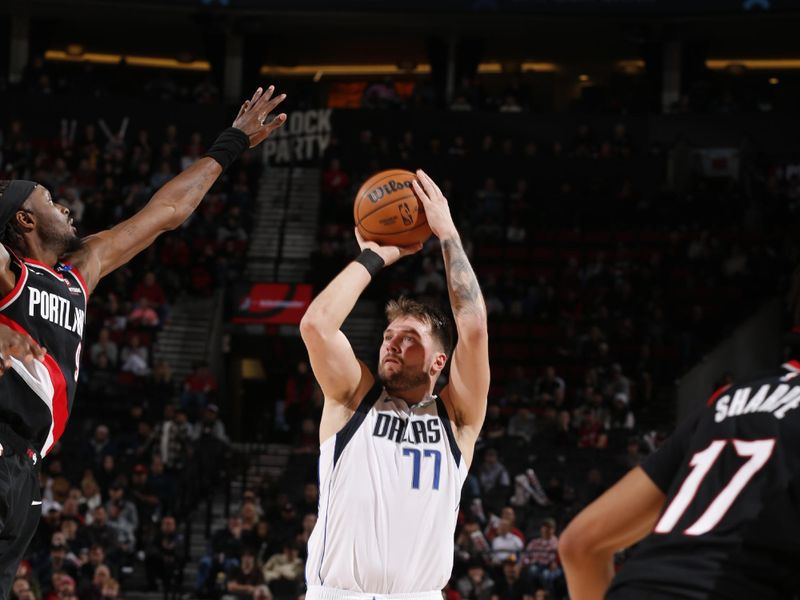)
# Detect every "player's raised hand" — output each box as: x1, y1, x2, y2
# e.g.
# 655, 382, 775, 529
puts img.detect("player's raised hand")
0, 324, 45, 376
412, 169, 459, 241
354, 228, 422, 268
232, 85, 288, 148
